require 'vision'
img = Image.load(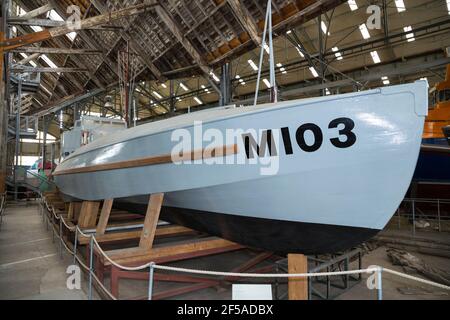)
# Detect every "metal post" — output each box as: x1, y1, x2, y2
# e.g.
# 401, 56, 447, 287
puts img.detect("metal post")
437, 199, 441, 232
59, 218, 63, 259
377, 267, 383, 300
412, 200, 416, 236
14, 77, 22, 201
73, 228, 78, 265
88, 236, 94, 300
148, 262, 155, 300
